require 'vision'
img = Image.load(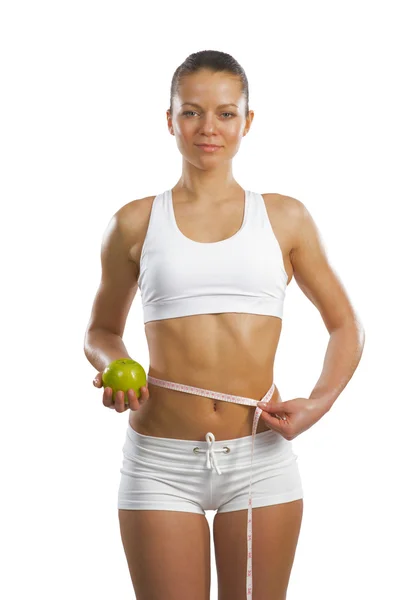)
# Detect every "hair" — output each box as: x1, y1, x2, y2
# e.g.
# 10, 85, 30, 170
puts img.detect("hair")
169, 50, 249, 118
